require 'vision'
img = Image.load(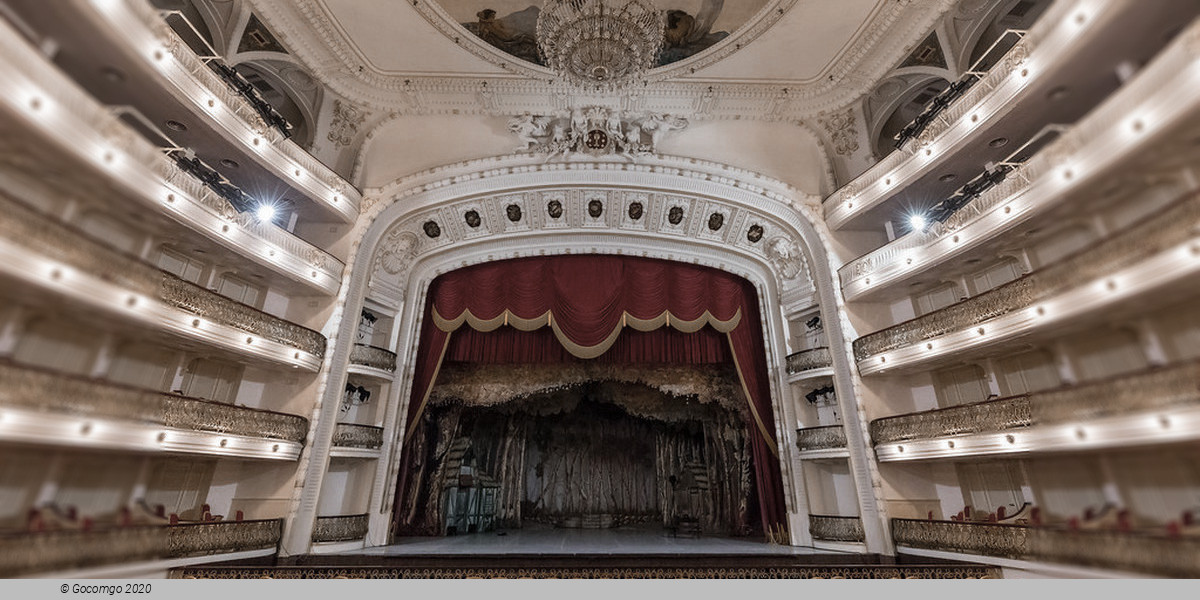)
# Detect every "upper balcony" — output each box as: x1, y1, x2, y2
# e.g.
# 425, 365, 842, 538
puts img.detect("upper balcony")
796, 425, 848, 459
824, 0, 1199, 233
0, 359, 307, 460
1, 0, 360, 224
870, 360, 1200, 462
853, 189, 1200, 376
0, 15, 344, 296
0, 192, 325, 371
838, 18, 1200, 302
